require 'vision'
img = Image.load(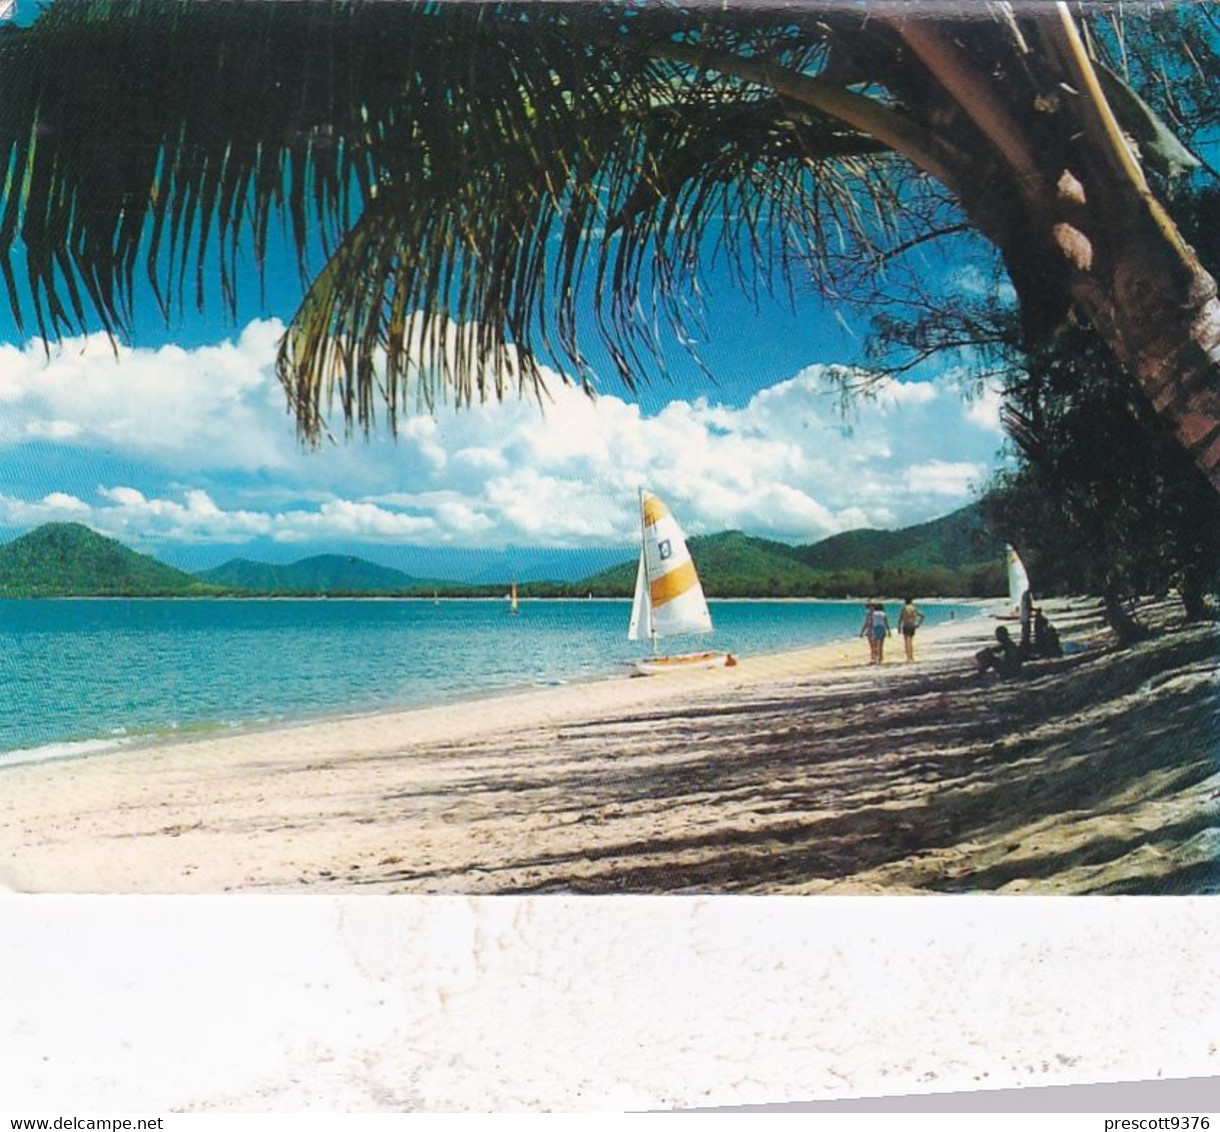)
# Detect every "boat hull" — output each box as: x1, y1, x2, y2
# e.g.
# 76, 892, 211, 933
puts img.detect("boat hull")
633, 651, 737, 676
